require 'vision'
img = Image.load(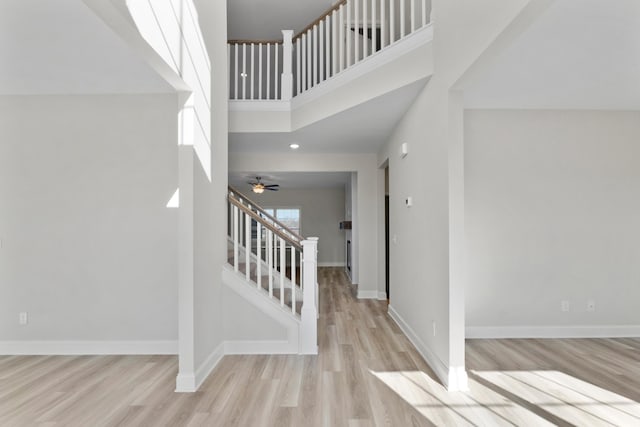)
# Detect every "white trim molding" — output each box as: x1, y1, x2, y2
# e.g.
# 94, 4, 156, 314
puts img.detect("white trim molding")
357, 290, 380, 299
388, 305, 469, 392
224, 340, 297, 355
0, 340, 177, 355
466, 325, 640, 339
318, 262, 346, 267
176, 342, 225, 393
